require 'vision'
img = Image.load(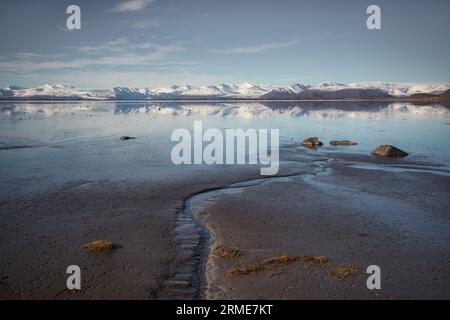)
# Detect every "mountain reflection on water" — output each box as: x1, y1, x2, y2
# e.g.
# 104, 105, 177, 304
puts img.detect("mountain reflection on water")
1, 101, 449, 120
